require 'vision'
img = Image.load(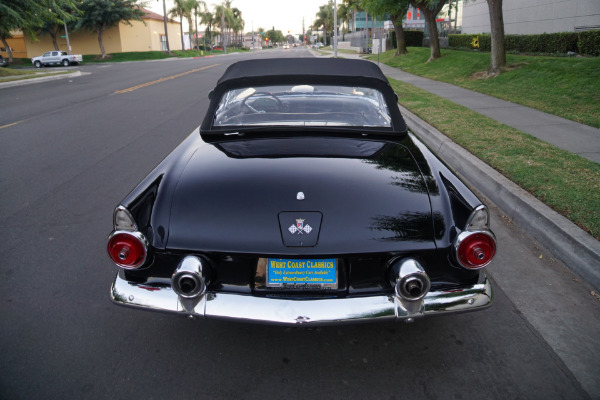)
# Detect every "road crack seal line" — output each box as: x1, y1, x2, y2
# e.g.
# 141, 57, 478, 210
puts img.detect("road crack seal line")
114, 63, 220, 94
